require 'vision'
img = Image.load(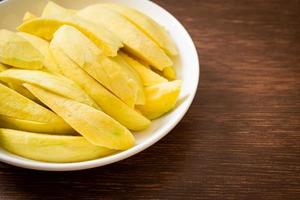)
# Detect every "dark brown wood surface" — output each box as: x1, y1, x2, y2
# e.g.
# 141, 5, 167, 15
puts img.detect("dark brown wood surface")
0, 0, 300, 199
